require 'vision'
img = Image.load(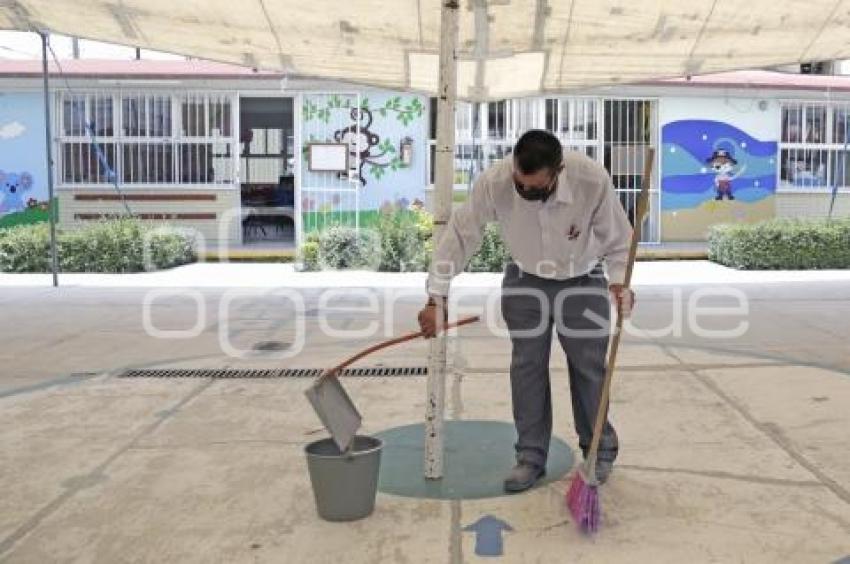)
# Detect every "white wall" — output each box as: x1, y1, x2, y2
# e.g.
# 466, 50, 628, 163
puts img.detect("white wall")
660, 96, 781, 140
